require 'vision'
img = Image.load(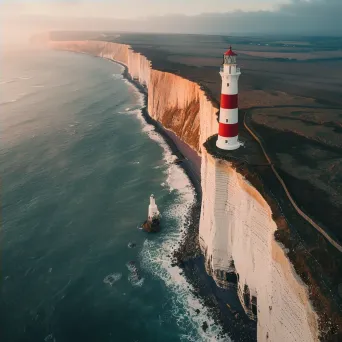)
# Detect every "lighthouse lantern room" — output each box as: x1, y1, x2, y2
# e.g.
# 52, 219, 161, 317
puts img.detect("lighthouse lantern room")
216, 46, 241, 150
